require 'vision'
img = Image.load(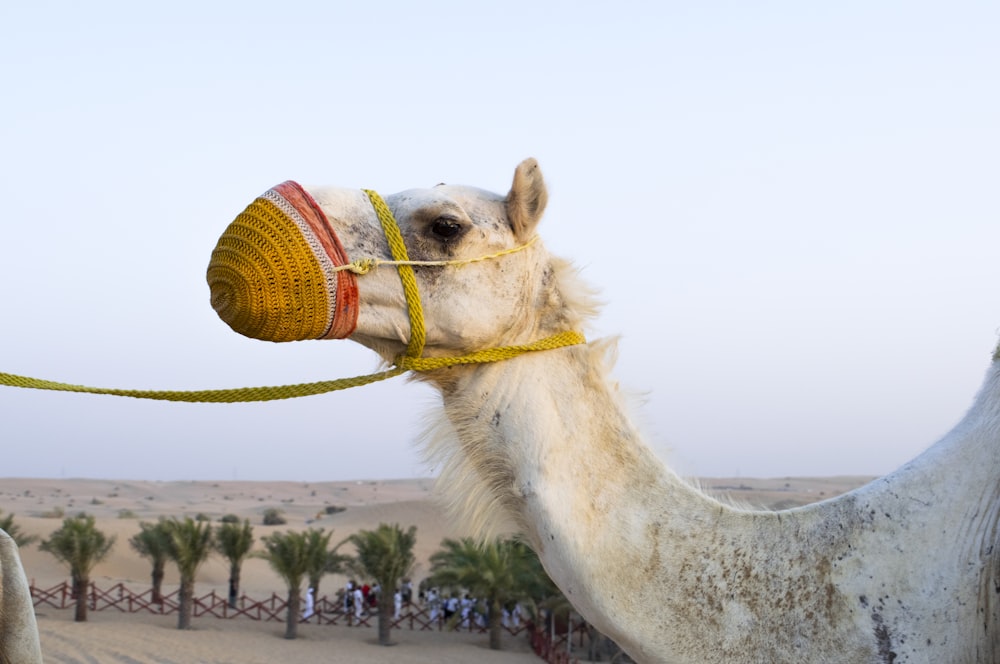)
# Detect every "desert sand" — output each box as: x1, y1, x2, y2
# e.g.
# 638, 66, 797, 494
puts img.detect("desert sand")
1, 475, 872, 663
